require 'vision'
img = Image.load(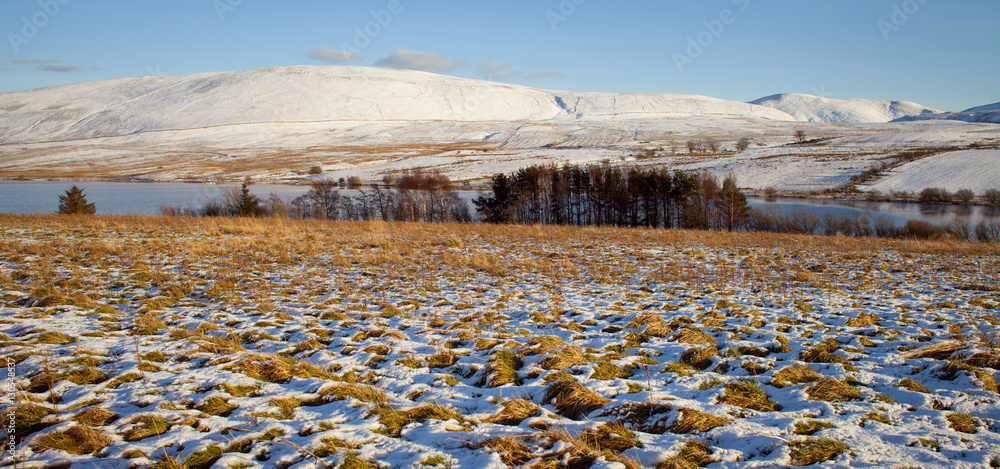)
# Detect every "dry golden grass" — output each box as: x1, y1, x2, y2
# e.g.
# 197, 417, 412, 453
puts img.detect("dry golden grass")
2, 214, 999, 467
717, 381, 782, 412
486, 349, 522, 387
539, 345, 589, 370
32, 425, 112, 455
806, 378, 862, 402
487, 399, 540, 426
788, 438, 849, 466
543, 375, 611, 420
670, 408, 728, 434
773, 365, 822, 387
903, 342, 965, 360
